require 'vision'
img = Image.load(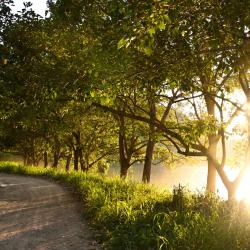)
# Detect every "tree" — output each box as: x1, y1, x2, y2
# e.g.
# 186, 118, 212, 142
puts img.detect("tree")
112, 0, 250, 198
